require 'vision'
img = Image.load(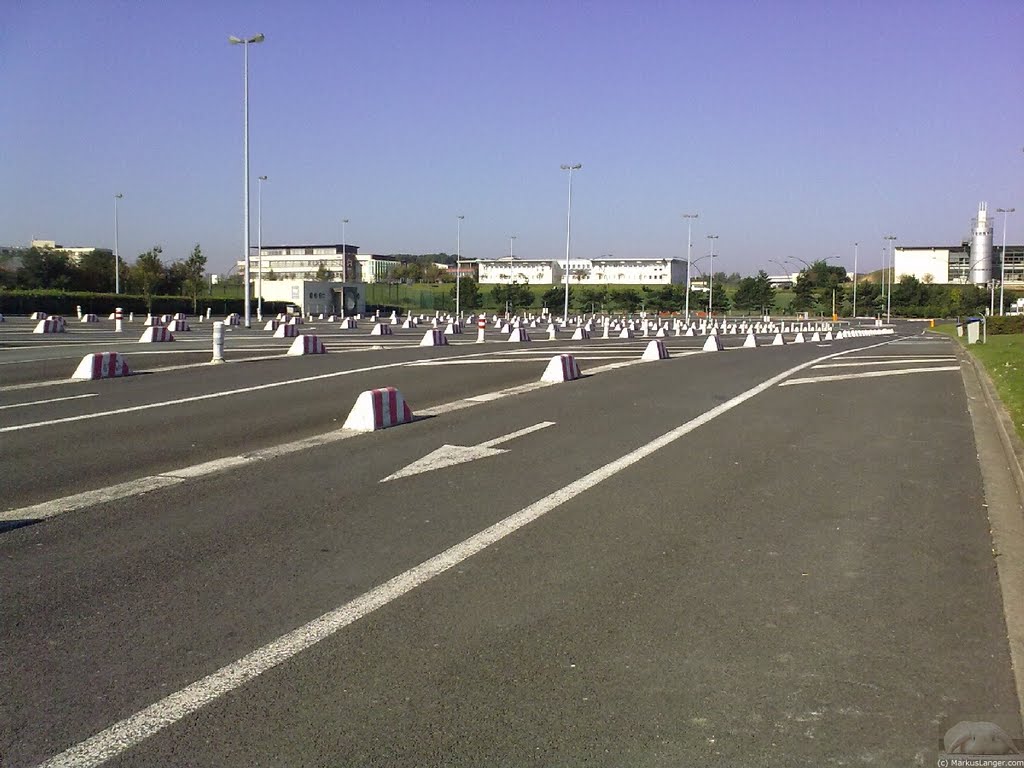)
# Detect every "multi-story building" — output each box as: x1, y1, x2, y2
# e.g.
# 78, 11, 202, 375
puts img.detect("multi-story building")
30, 239, 98, 263
893, 203, 1023, 287
476, 256, 688, 286
354, 254, 400, 283
237, 243, 359, 283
